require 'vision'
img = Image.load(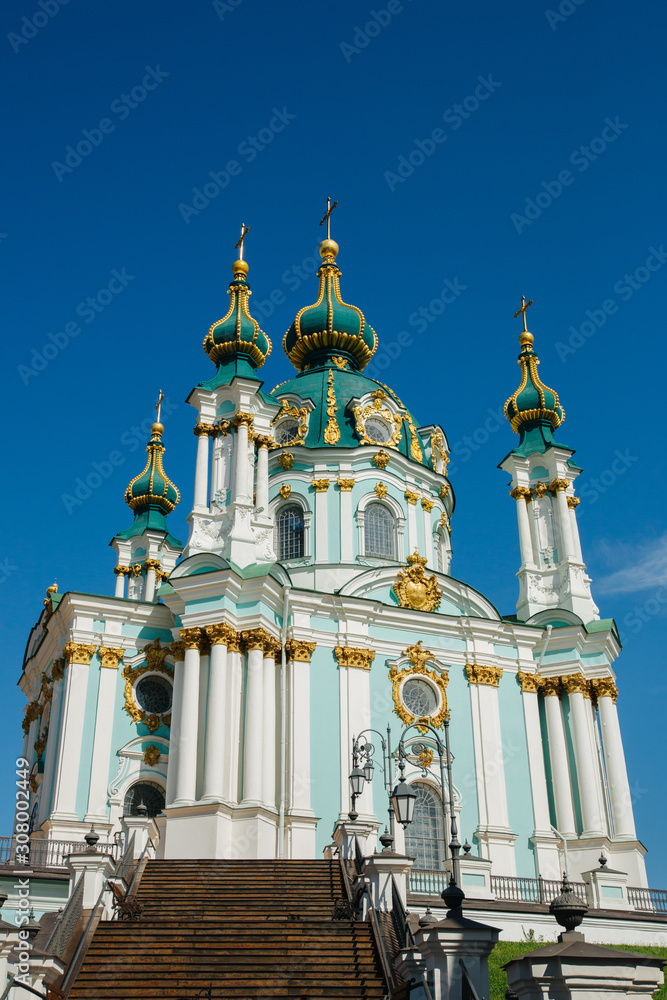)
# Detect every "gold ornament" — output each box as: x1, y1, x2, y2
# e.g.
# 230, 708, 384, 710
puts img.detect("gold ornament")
373, 450, 390, 470
285, 639, 316, 662
548, 478, 570, 495
334, 646, 376, 670
466, 664, 503, 687
421, 497, 435, 512
122, 645, 173, 728
278, 452, 294, 470
375, 482, 388, 498
404, 489, 419, 505
404, 415, 423, 462
389, 641, 448, 730
205, 622, 240, 647
561, 673, 592, 699
51, 658, 65, 682
98, 646, 124, 670
591, 677, 618, 703
312, 478, 330, 493
567, 496, 580, 510
279, 483, 292, 499
439, 485, 450, 501
533, 482, 548, 498
510, 486, 532, 502
323, 370, 341, 446
193, 422, 217, 437
232, 411, 255, 429
64, 642, 96, 666
337, 478, 355, 492
241, 628, 281, 657
418, 747, 434, 768
541, 676, 562, 697
271, 399, 309, 446
143, 744, 161, 767
430, 430, 449, 475
393, 552, 442, 612
517, 670, 544, 693
353, 393, 403, 448
332, 356, 348, 369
